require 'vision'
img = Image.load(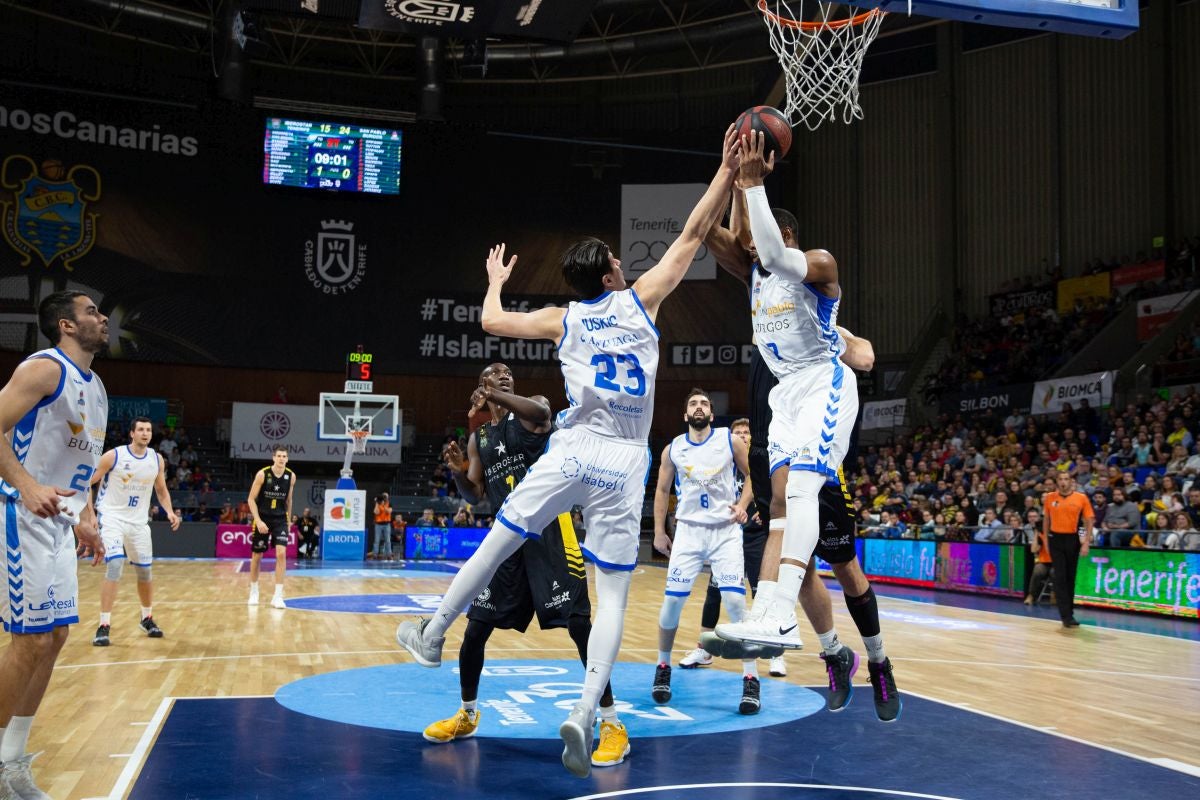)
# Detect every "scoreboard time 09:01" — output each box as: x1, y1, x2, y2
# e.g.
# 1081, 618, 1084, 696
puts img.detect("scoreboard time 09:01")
307, 132, 359, 190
